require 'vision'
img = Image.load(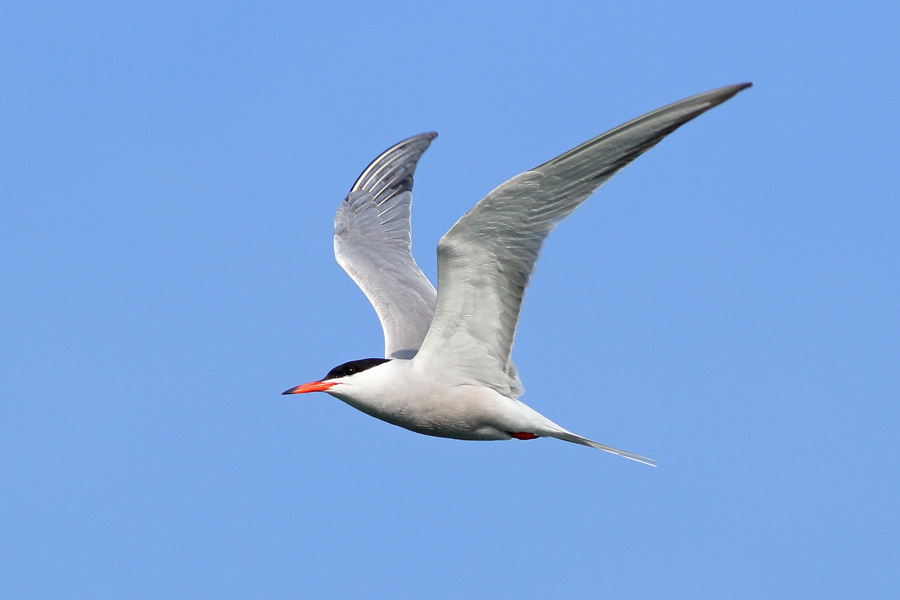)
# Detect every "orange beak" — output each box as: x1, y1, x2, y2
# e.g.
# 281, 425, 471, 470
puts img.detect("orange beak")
282, 380, 338, 395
